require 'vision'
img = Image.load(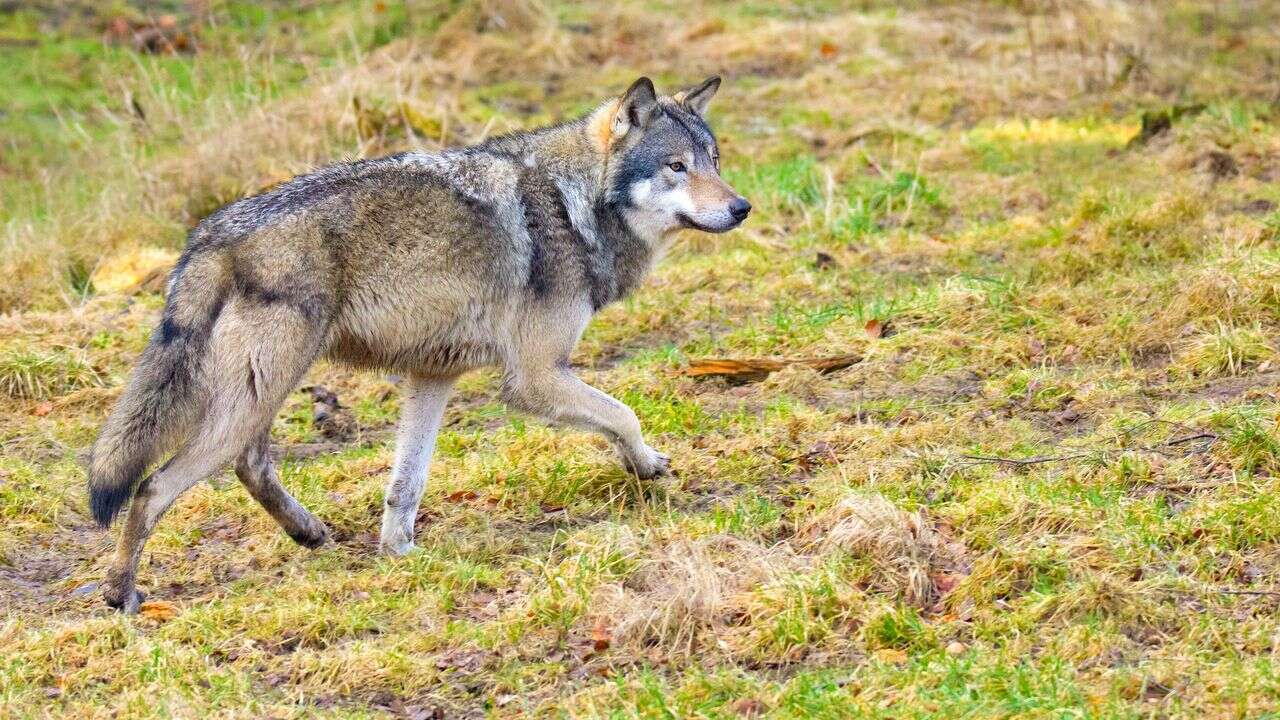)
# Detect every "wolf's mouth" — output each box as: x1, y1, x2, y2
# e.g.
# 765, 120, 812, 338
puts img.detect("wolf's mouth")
677, 212, 741, 233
